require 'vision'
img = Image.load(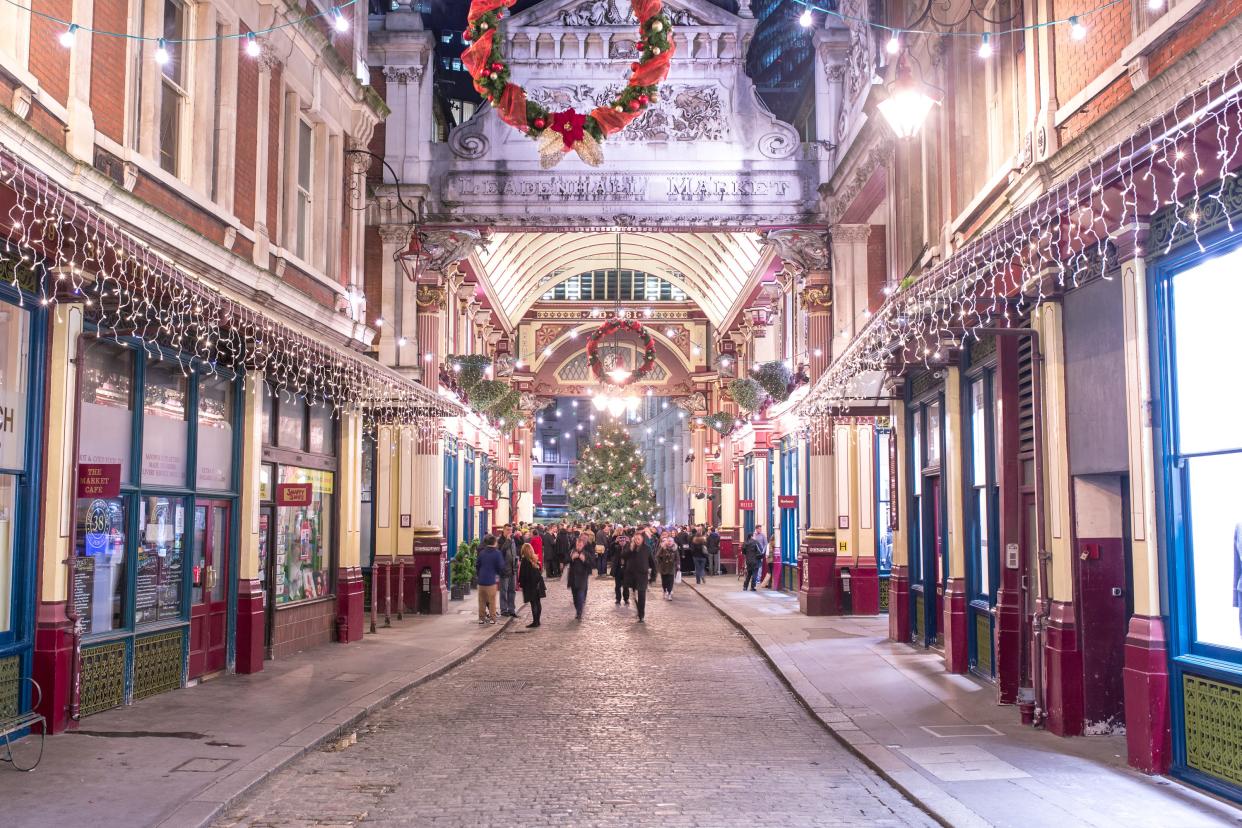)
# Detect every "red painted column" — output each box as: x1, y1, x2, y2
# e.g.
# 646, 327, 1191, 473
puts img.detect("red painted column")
942, 577, 969, 673
1122, 615, 1171, 773
851, 555, 880, 614
888, 564, 910, 642
235, 579, 266, 671
336, 567, 365, 642
33, 602, 74, 733
1044, 600, 1085, 736
411, 535, 448, 614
